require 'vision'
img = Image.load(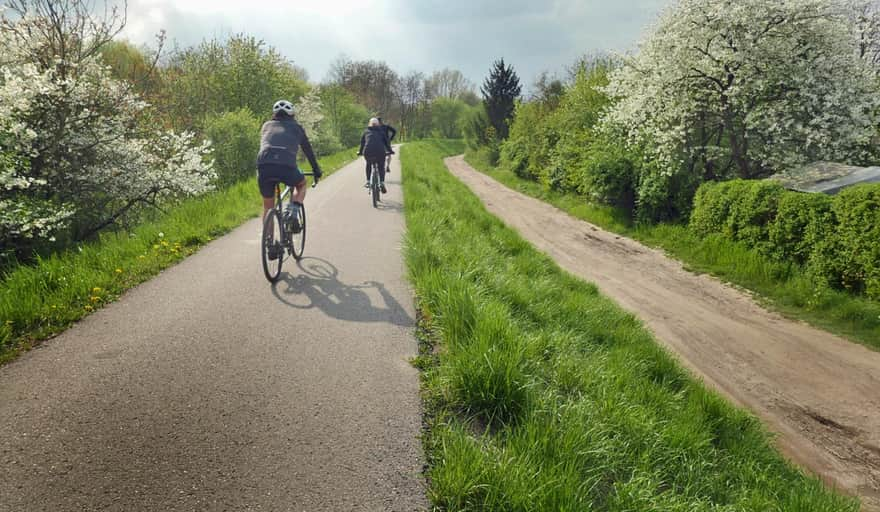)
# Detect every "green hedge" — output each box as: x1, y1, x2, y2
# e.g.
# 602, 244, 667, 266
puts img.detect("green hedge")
690, 179, 880, 298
